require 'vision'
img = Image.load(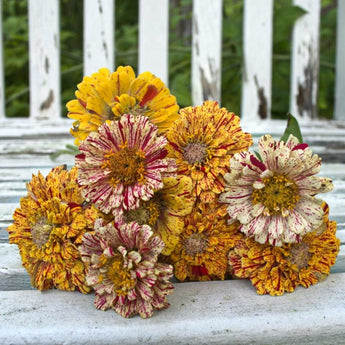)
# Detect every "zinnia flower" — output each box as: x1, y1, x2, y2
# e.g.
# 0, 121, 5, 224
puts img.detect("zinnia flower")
76, 114, 176, 214
79, 219, 174, 318
166, 100, 252, 203
219, 134, 333, 246
67, 66, 179, 145
118, 175, 195, 255
228, 204, 340, 296
7, 166, 99, 293
168, 202, 242, 281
